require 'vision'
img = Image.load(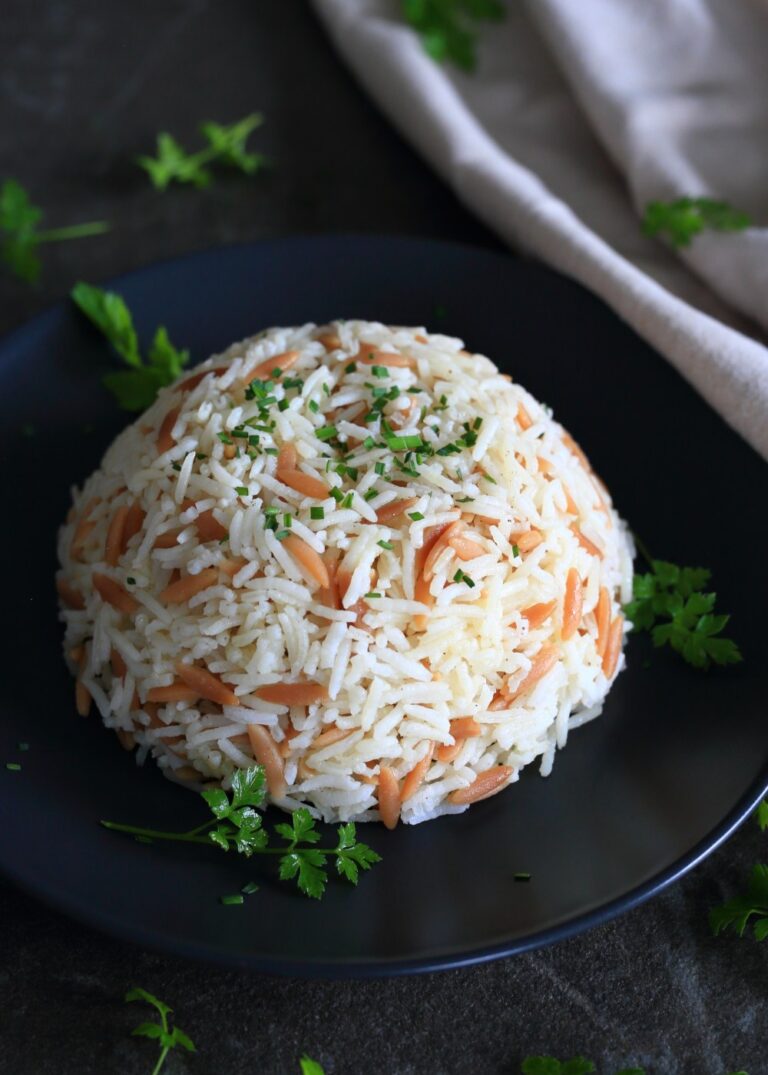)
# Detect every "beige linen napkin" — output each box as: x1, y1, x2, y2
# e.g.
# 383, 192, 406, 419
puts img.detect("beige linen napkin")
313, 0, 768, 459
